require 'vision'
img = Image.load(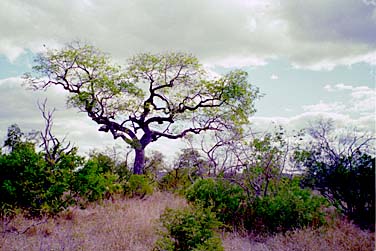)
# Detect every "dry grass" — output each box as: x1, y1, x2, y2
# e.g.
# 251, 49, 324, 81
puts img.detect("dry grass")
1, 192, 374, 251
223, 219, 375, 251
0, 192, 186, 251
